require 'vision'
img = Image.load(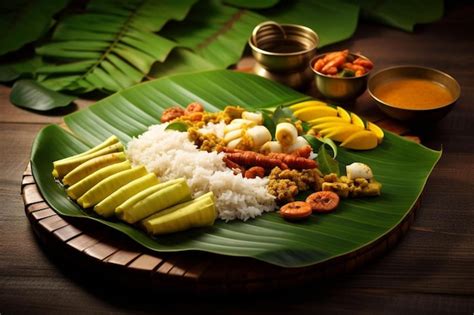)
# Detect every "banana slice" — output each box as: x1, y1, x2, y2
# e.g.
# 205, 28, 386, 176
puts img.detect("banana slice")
242, 111, 263, 124
276, 122, 298, 146
260, 141, 283, 154
77, 165, 148, 208
246, 125, 272, 148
